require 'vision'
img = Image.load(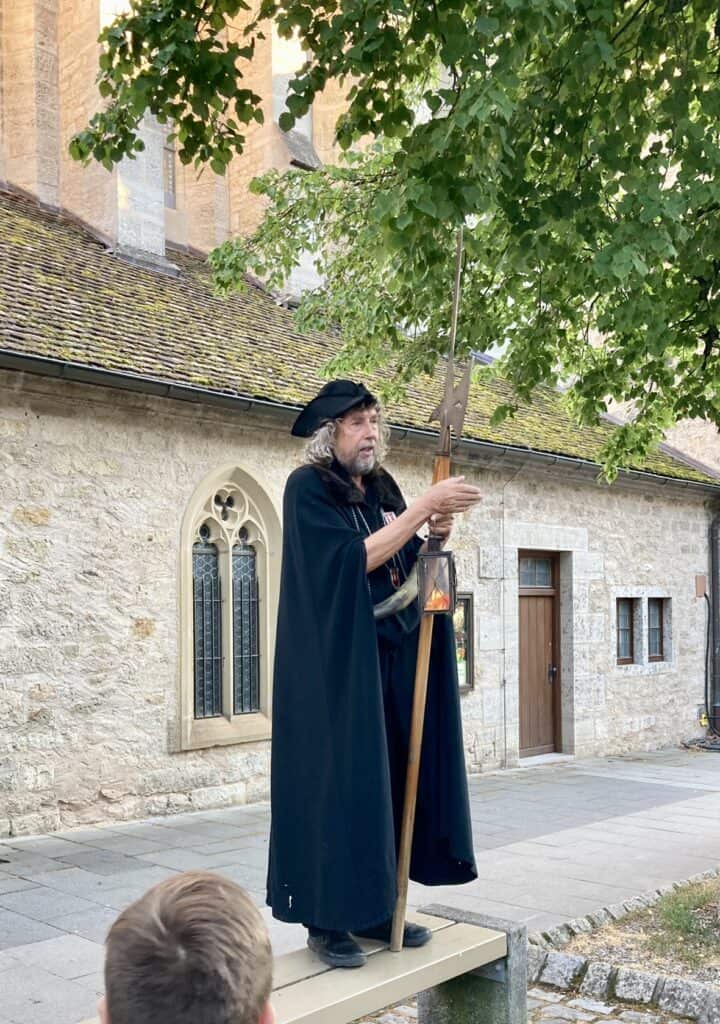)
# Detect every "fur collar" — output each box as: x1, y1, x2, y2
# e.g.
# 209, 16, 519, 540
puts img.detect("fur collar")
312, 460, 406, 512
